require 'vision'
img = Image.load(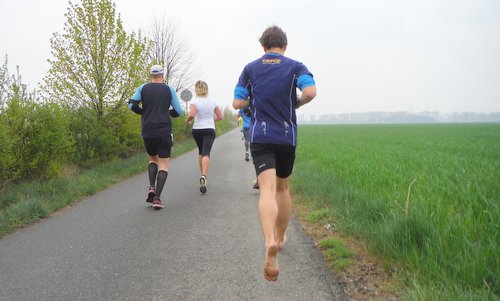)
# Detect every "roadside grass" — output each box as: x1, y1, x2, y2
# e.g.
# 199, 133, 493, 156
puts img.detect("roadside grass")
319, 238, 357, 271
292, 123, 500, 300
0, 139, 196, 237
304, 206, 355, 271
305, 207, 331, 223
294, 203, 401, 300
